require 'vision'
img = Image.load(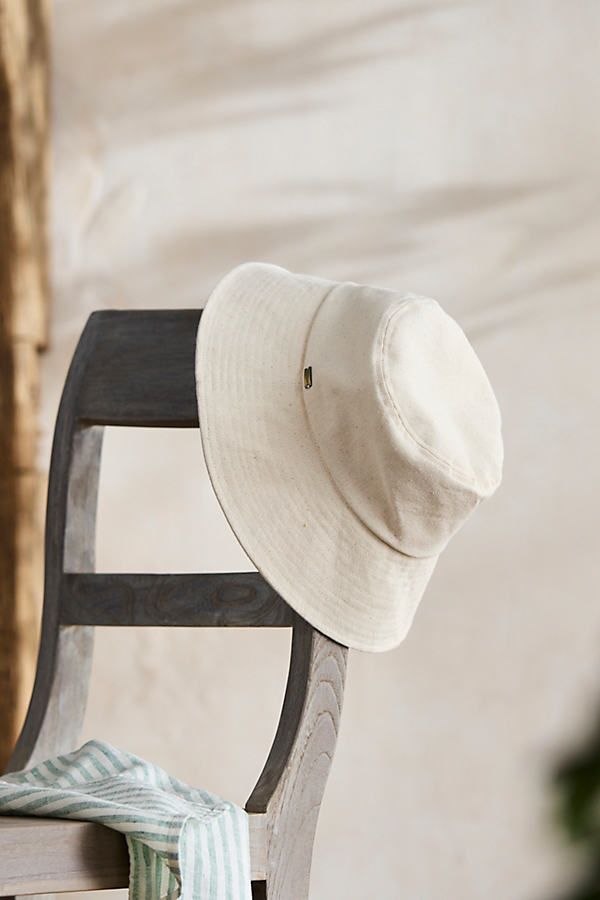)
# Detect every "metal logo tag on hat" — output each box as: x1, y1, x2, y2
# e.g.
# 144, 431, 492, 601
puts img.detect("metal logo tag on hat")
196, 262, 503, 652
